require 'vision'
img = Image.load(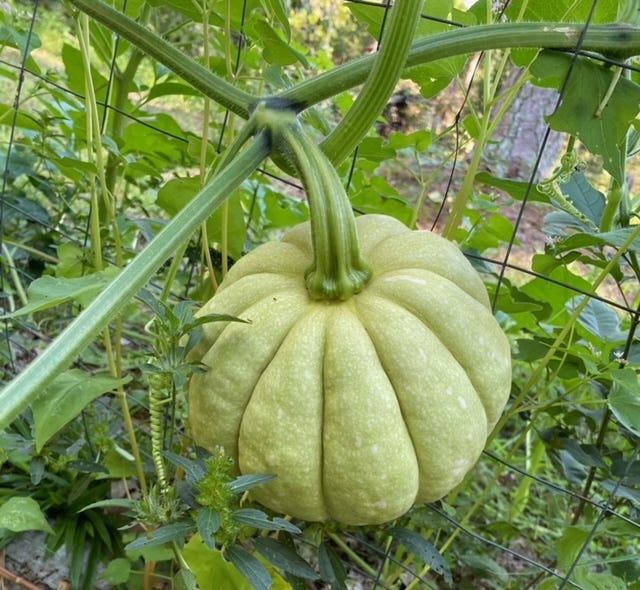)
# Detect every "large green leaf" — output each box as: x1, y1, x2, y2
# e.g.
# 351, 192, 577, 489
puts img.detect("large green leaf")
0, 497, 54, 534
530, 52, 640, 183
609, 368, 640, 436
2, 267, 120, 319
505, 0, 619, 23
565, 296, 627, 342
183, 535, 253, 590
32, 369, 129, 451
